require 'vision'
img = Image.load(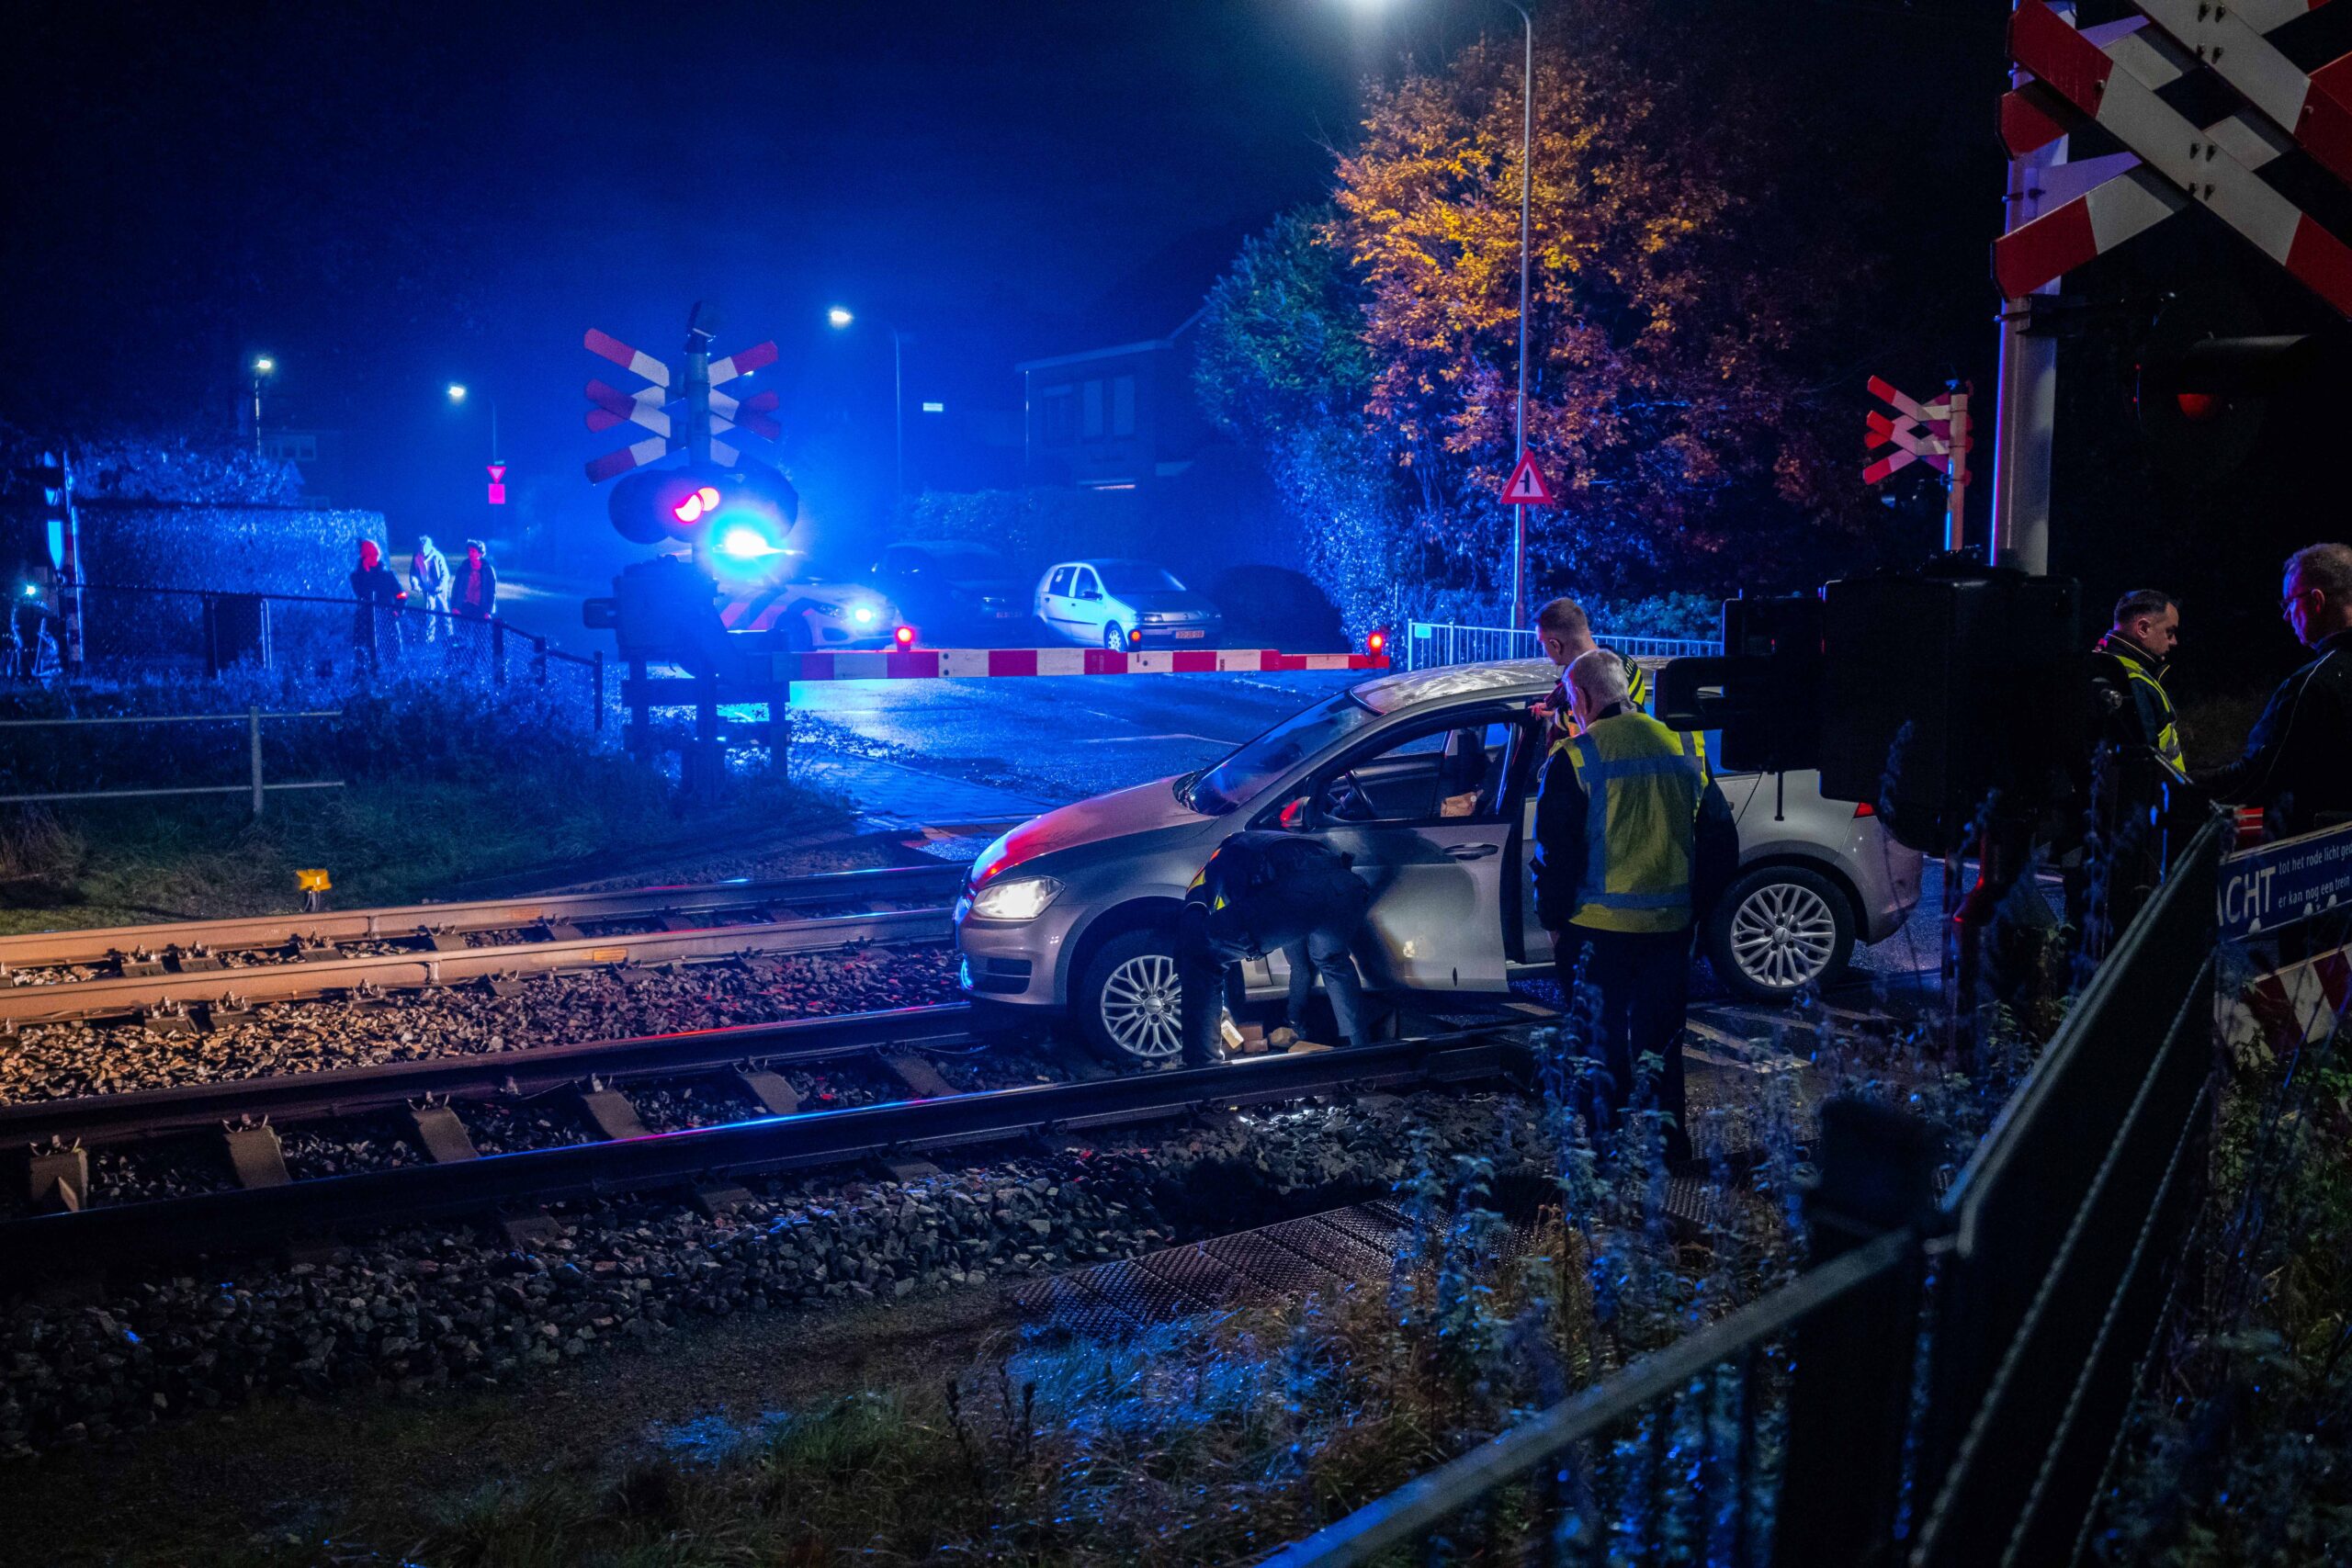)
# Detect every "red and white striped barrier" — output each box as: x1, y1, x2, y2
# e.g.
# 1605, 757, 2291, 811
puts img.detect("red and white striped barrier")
773, 648, 1390, 682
